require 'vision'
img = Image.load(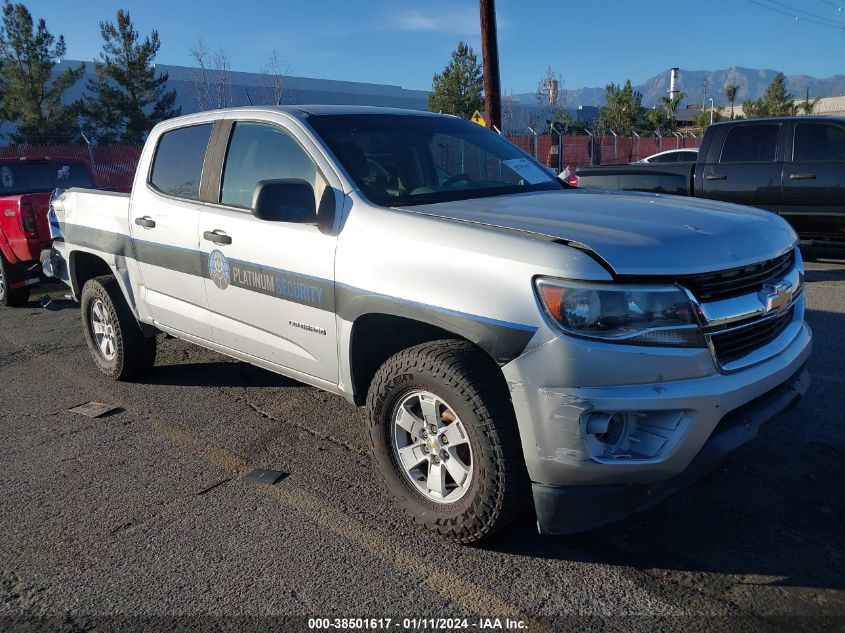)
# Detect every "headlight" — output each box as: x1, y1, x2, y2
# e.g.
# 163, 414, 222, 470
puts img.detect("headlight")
535, 278, 705, 347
